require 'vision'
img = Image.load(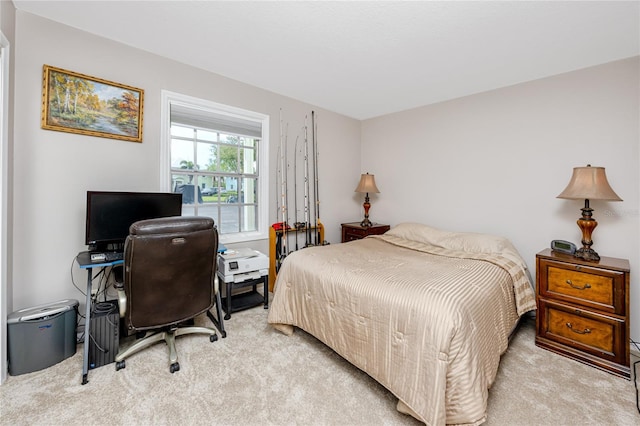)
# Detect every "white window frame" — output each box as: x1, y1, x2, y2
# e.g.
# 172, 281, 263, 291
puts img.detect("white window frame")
0, 31, 9, 384
160, 90, 269, 244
